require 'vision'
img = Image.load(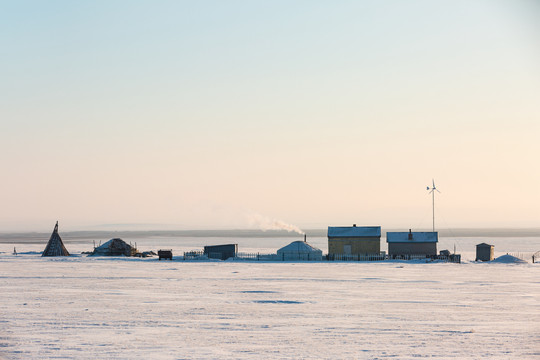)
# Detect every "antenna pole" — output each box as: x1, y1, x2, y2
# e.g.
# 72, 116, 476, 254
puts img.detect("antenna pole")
427, 179, 439, 233
432, 188, 435, 232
